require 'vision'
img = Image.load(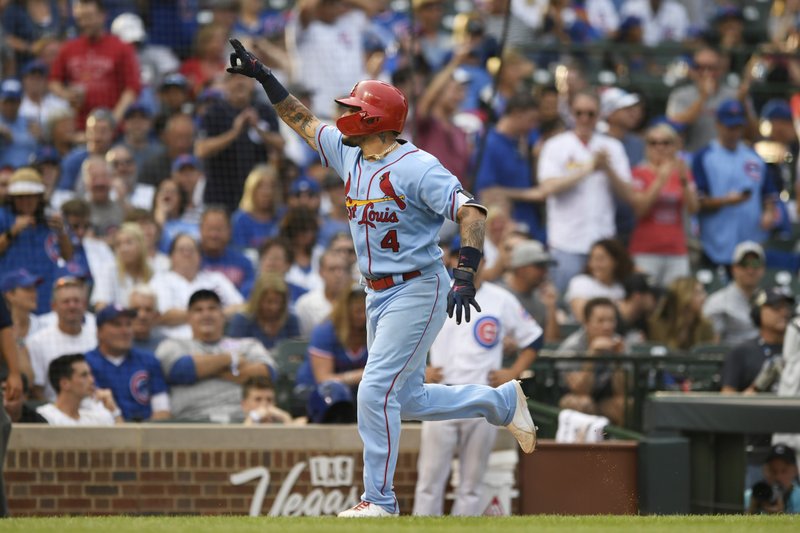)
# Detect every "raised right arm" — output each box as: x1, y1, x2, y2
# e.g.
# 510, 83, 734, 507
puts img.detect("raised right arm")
227, 38, 321, 150
273, 96, 320, 150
